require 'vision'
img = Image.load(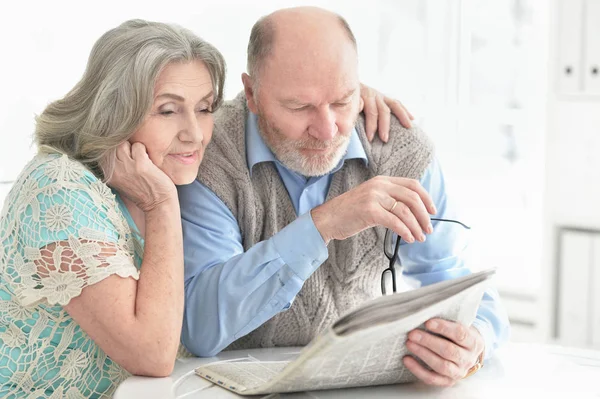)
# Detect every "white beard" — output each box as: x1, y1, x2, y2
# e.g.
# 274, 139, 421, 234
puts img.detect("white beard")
257, 114, 352, 177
